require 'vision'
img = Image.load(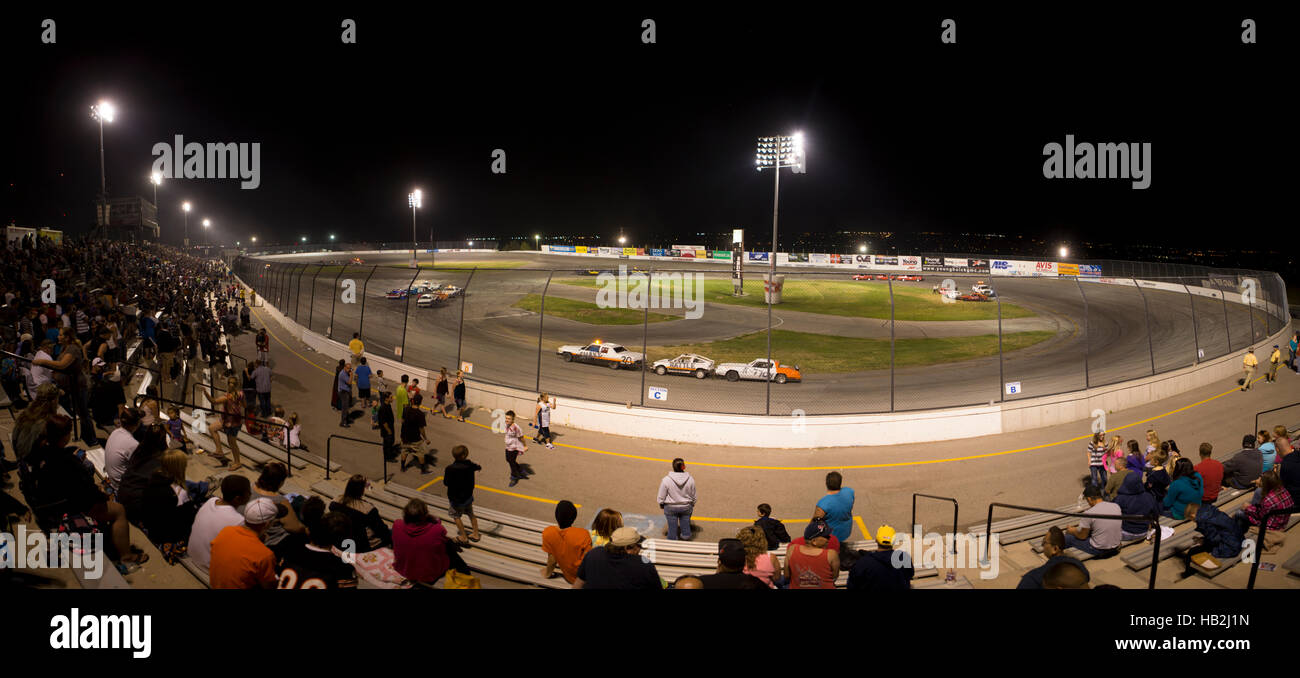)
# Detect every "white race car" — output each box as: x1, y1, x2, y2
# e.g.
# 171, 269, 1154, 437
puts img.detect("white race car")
416, 293, 447, 308
972, 283, 997, 297
652, 353, 715, 379
556, 340, 644, 370
714, 359, 802, 383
